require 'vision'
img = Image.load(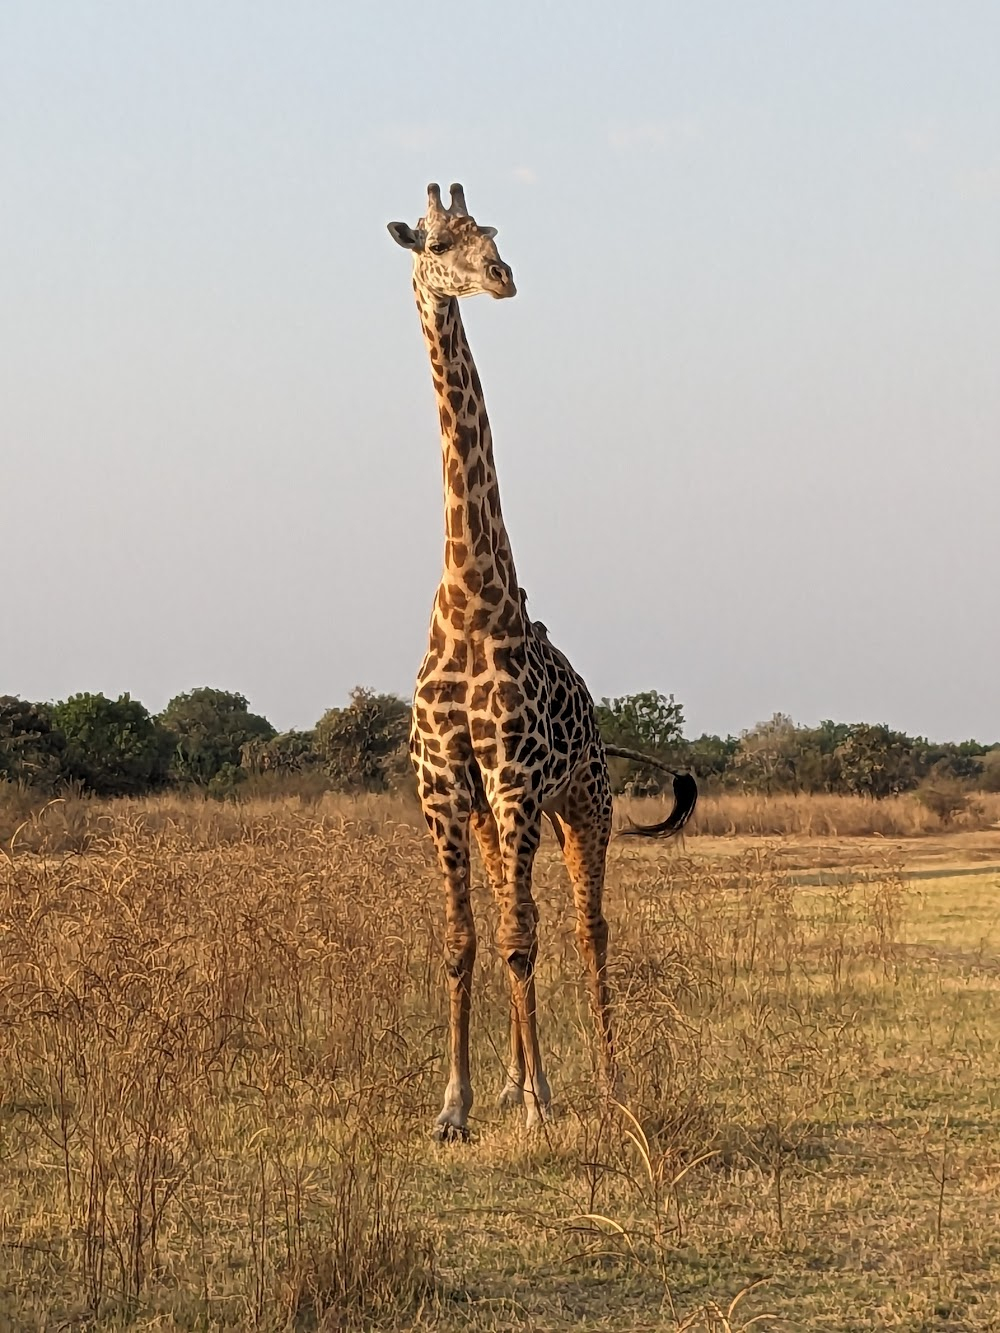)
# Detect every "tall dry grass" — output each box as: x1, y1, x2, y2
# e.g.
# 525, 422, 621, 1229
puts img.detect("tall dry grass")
631, 787, 1000, 838
4, 781, 1000, 858
0, 807, 440, 1328
4, 791, 998, 1328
